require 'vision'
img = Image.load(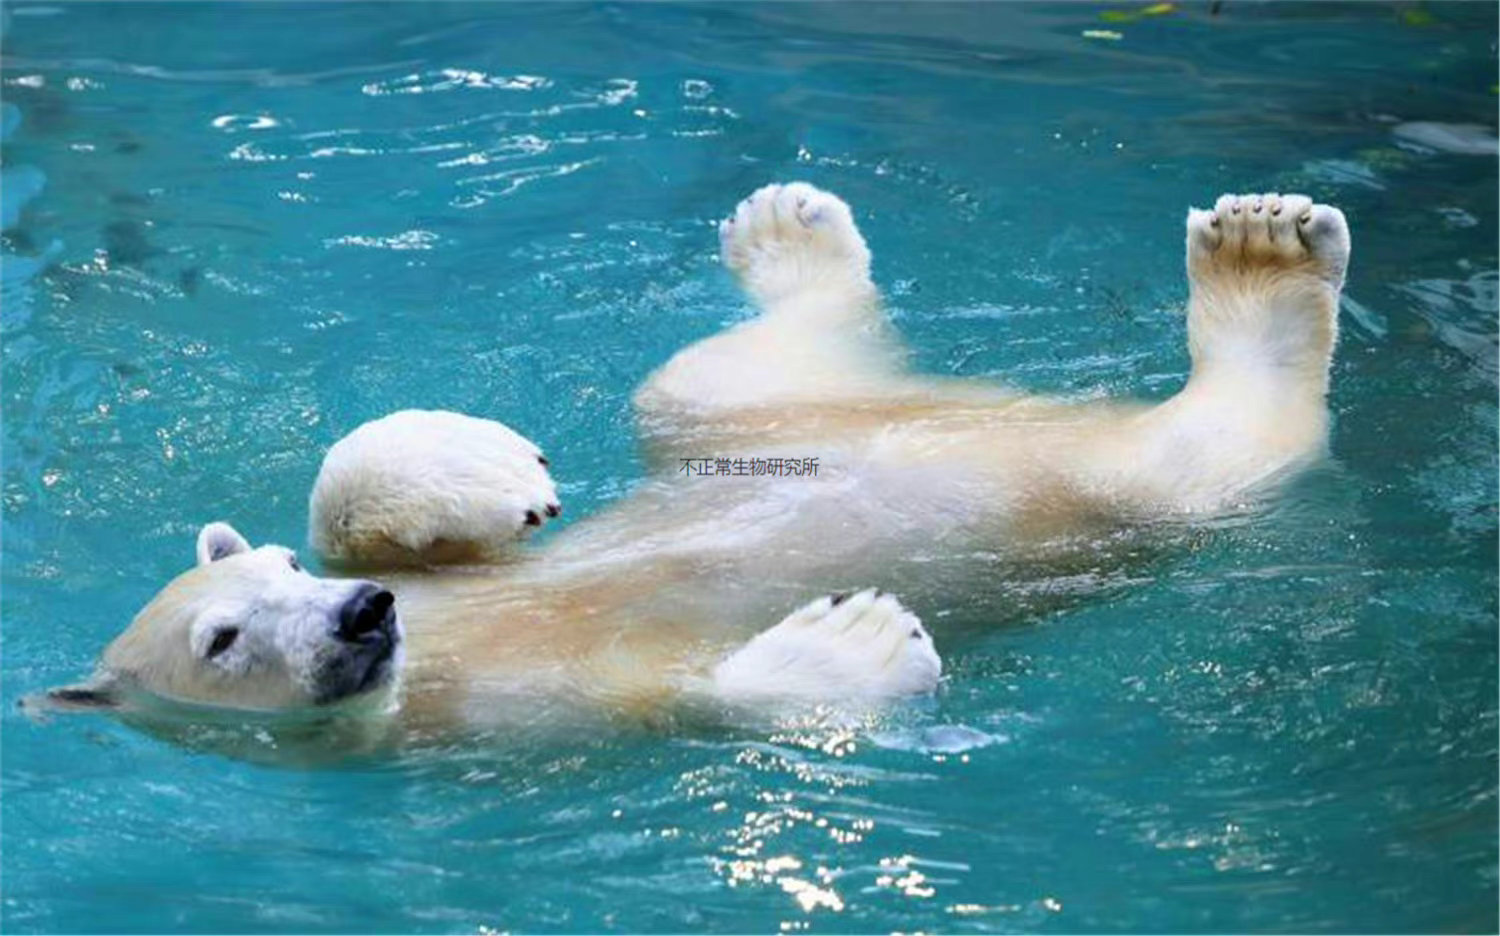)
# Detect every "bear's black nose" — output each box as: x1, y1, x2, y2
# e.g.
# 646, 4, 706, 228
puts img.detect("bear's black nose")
338, 584, 396, 642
